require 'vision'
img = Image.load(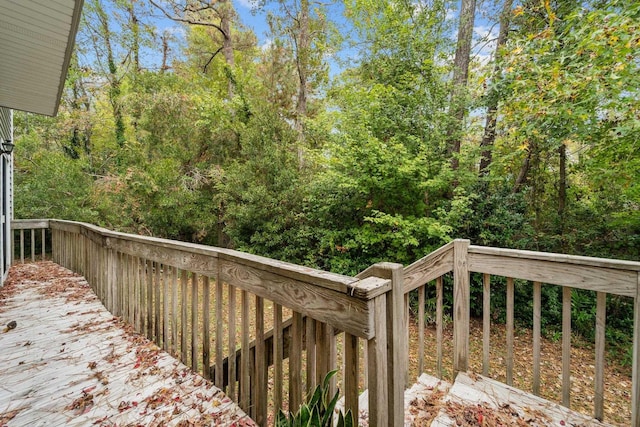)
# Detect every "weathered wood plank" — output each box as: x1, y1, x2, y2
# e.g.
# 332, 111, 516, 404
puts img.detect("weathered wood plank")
228, 284, 237, 401
215, 271, 224, 388
11, 219, 49, 230
306, 317, 317, 394
403, 241, 455, 293
506, 277, 514, 386
482, 273, 490, 376
218, 250, 356, 294
443, 373, 614, 427
468, 251, 637, 297
31, 228, 35, 261
0, 262, 256, 427
255, 295, 266, 426
163, 265, 170, 352
273, 303, 283, 412
289, 311, 303, 413
203, 275, 211, 380
240, 290, 250, 412
418, 285, 425, 374
191, 273, 199, 371
533, 281, 542, 396
154, 262, 161, 345
345, 332, 359, 421
219, 259, 374, 339
436, 276, 443, 379
107, 236, 219, 280
453, 239, 470, 373
632, 273, 640, 427
469, 245, 640, 271
562, 286, 572, 408
368, 294, 388, 426
594, 291, 606, 421
181, 269, 188, 364
171, 266, 178, 356
41, 228, 46, 259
